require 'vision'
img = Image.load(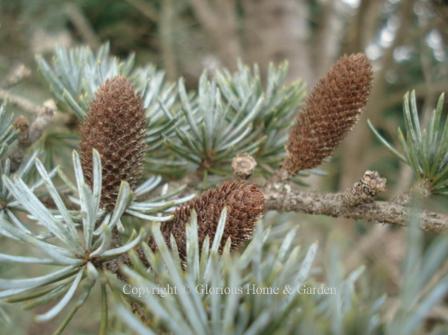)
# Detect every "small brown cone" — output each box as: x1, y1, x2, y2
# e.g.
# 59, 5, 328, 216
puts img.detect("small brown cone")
80, 76, 146, 210
283, 53, 373, 175
154, 181, 265, 258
